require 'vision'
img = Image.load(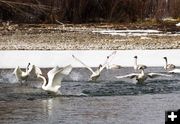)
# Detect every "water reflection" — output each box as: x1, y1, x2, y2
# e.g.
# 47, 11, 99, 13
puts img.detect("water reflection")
42, 98, 53, 117
0, 85, 180, 124
0, 66, 180, 123
1, 94, 179, 124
